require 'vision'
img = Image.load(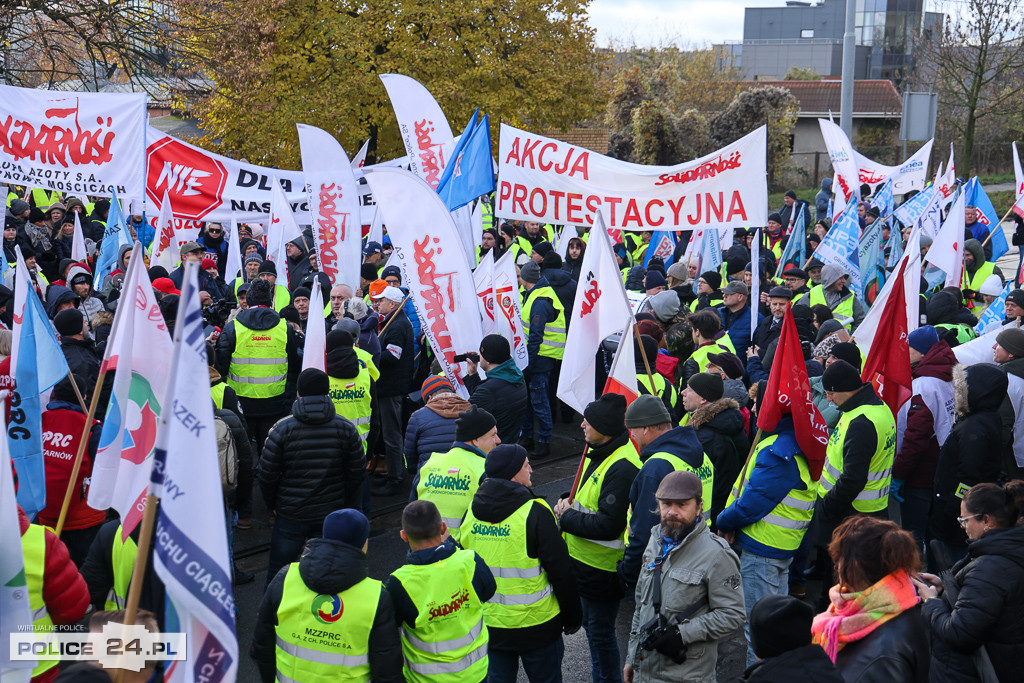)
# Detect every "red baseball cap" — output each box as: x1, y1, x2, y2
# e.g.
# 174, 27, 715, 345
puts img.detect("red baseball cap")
152, 277, 181, 295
